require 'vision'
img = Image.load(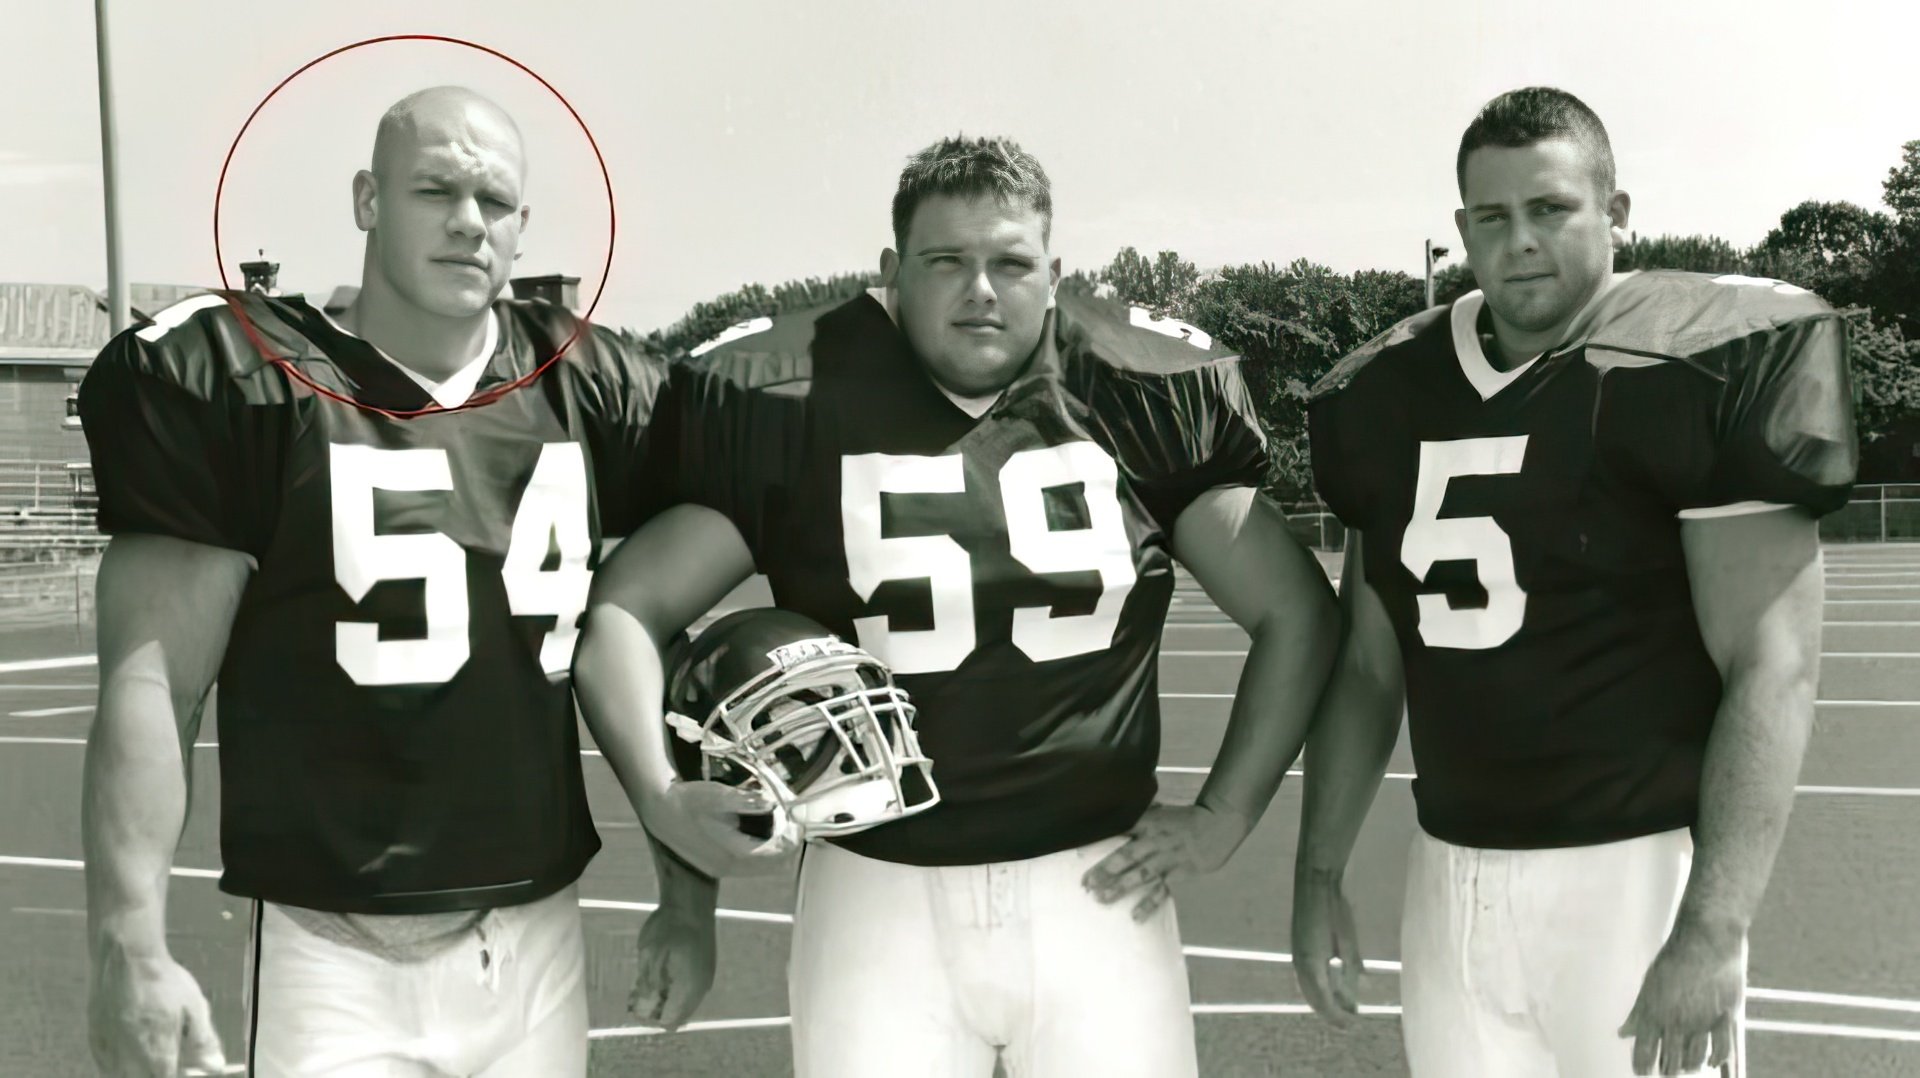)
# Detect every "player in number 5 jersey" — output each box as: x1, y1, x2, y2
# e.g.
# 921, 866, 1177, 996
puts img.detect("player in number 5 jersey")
573, 135, 1339, 1076
77, 88, 668, 1077
1296, 88, 1856, 1077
